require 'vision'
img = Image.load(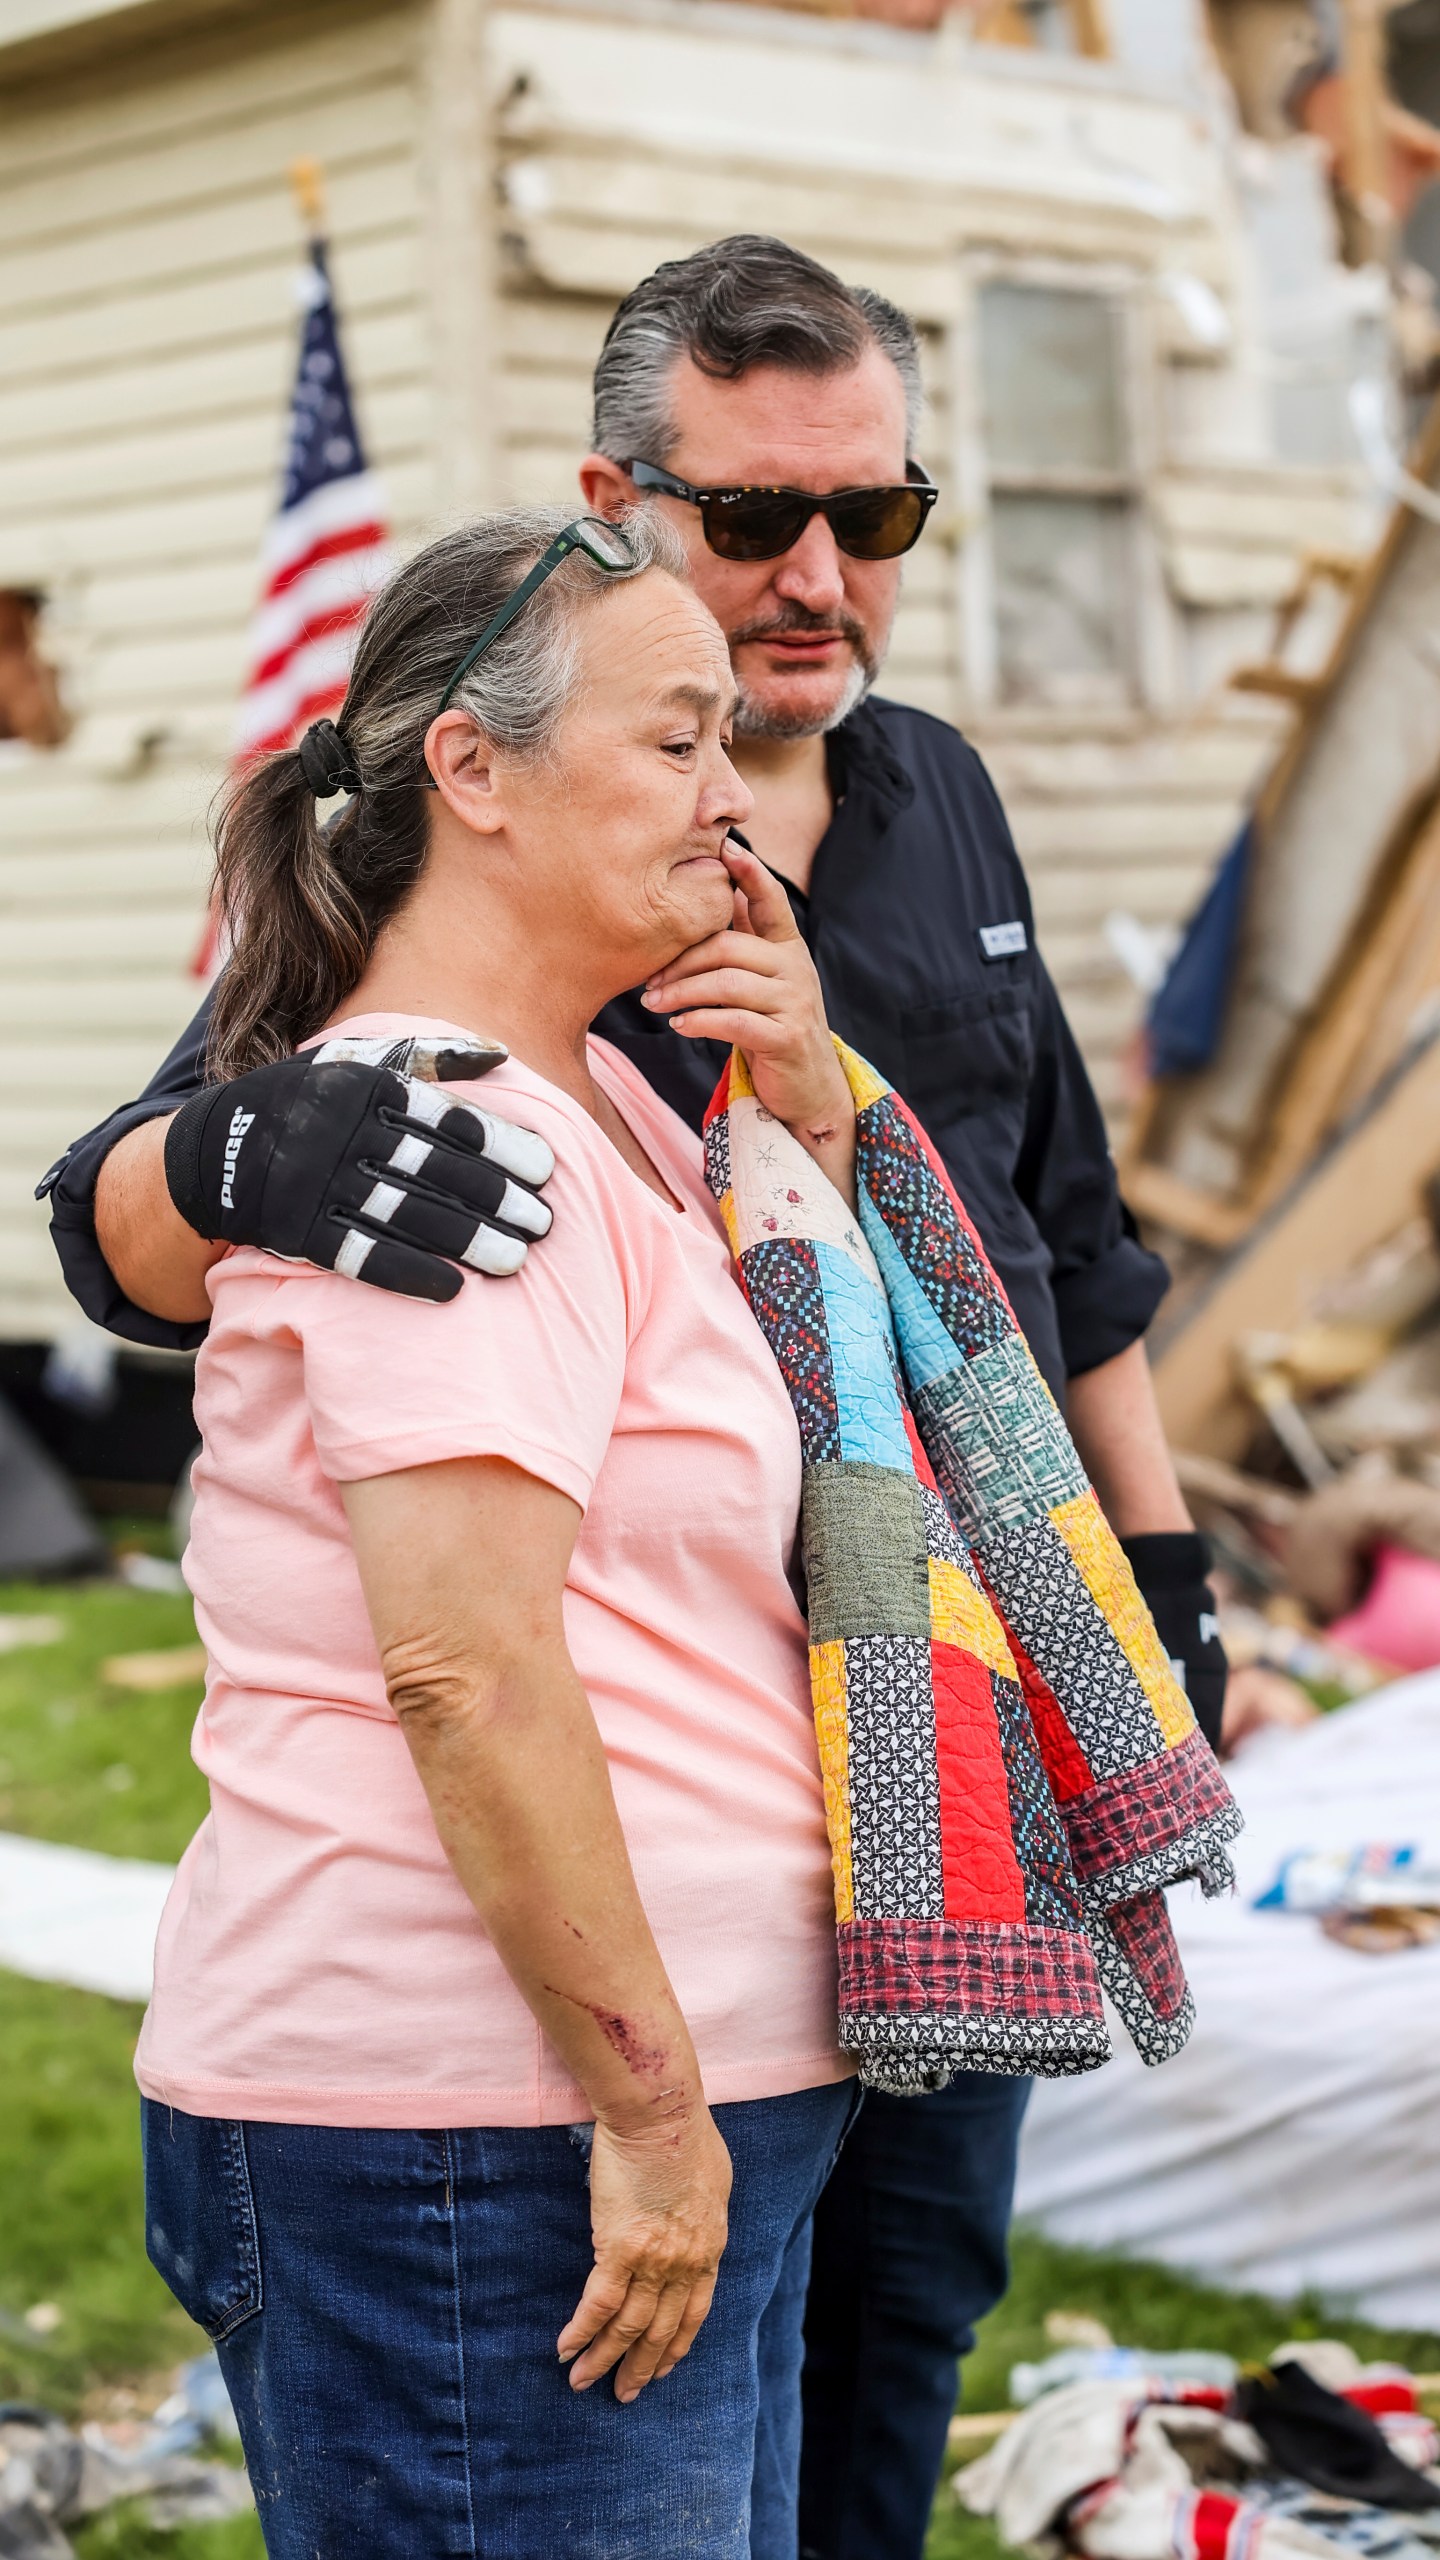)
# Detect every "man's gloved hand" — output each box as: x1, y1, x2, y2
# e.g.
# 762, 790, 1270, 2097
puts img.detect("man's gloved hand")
163, 1034, 554, 1303
1121, 1530, 1228, 1754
